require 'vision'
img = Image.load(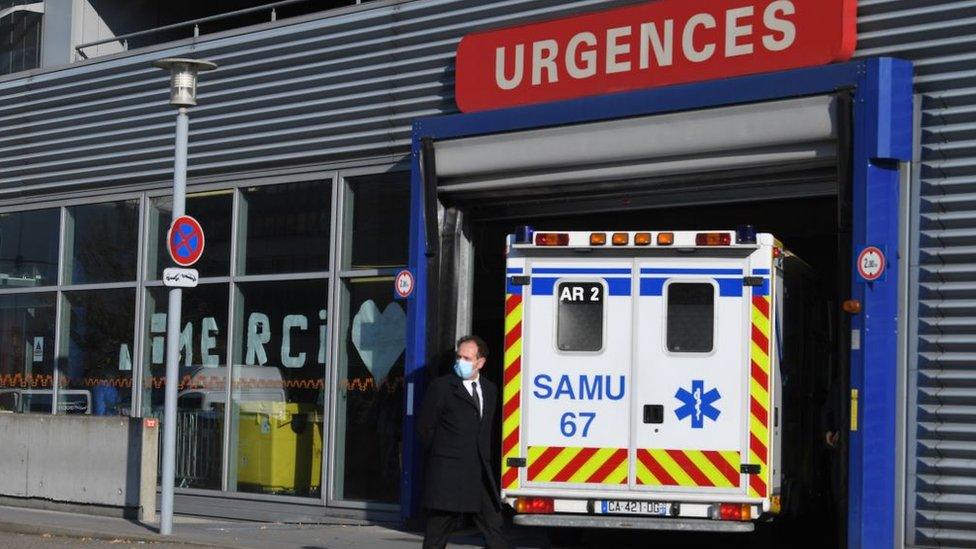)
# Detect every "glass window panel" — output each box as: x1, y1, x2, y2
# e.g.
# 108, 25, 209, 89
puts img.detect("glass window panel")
65, 200, 139, 284
556, 281, 604, 352
0, 293, 57, 413
61, 289, 136, 416
142, 284, 229, 490
239, 181, 331, 275
335, 277, 404, 504
0, 209, 60, 287
666, 283, 715, 353
149, 191, 233, 279
229, 279, 328, 497
343, 172, 409, 270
